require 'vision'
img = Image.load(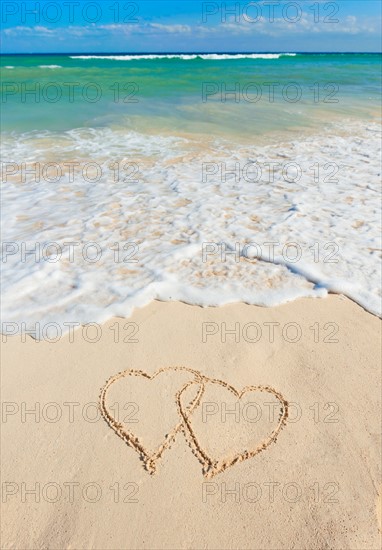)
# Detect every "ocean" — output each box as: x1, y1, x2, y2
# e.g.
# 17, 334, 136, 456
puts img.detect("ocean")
1, 53, 381, 330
